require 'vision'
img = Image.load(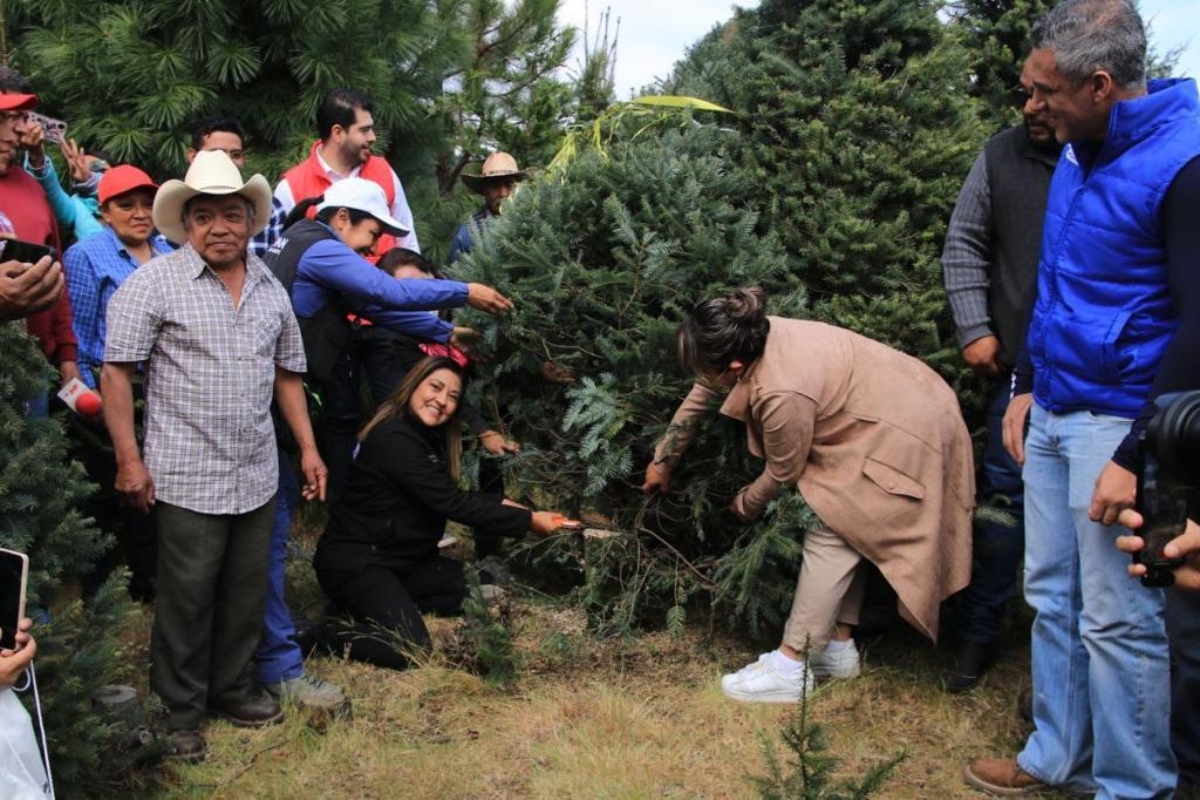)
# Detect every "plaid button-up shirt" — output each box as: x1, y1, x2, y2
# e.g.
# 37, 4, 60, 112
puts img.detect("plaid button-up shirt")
104, 244, 306, 515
